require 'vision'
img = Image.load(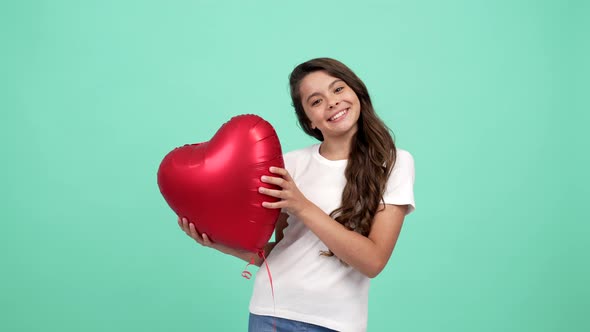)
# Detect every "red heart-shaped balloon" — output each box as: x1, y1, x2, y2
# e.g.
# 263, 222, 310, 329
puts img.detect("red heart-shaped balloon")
157, 114, 284, 252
